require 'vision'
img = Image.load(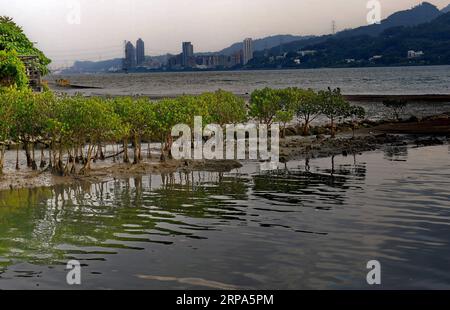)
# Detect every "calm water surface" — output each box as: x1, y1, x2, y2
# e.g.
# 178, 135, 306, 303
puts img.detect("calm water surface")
0, 144, 449, 289
51, 66, 450, 97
